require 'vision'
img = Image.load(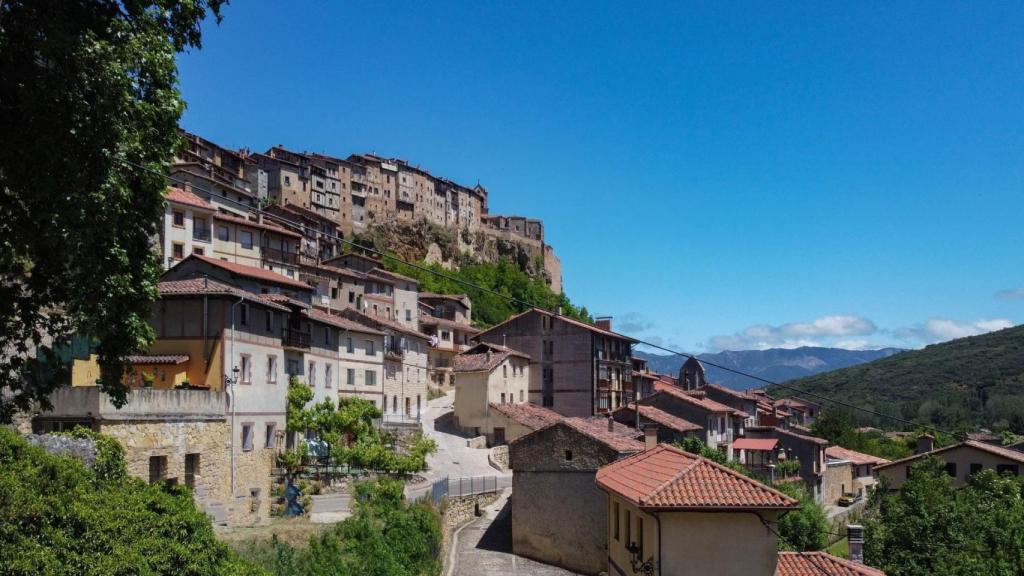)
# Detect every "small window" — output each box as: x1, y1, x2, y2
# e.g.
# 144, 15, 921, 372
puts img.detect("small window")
239, 304, 249, 326
242, 424, 254, 451
613, 502, 620, 541
501, 393, 506, 404
366, 370, 376, 386
184, 453, 200, 488
149, 455, 168, 484
308, 361, 316, 387
265, 423, 276, 448
266, 355, 277, 383
565, 450, 573, 462
172, 243, 184, 259
173, 211, 185, 227
331, 287, 338, 299
348, 291, 355, 303
625, 510, 632, 548
637, 516, 644, 555
519, 390, 524, 402
240, 354, 251, 384
944, 462, 957, 478
997, 464, 1020, 476
239, 230, 254, 249
217, 225, 230, 241
192, 246, 204, 255
970, 463, 983, 476
265, 310, 273, 332
347, 368, 355, 386
366, 340, 375, 355
405, 309, 412, 321
325, 365, 332, 389
503, 364, 508, 378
